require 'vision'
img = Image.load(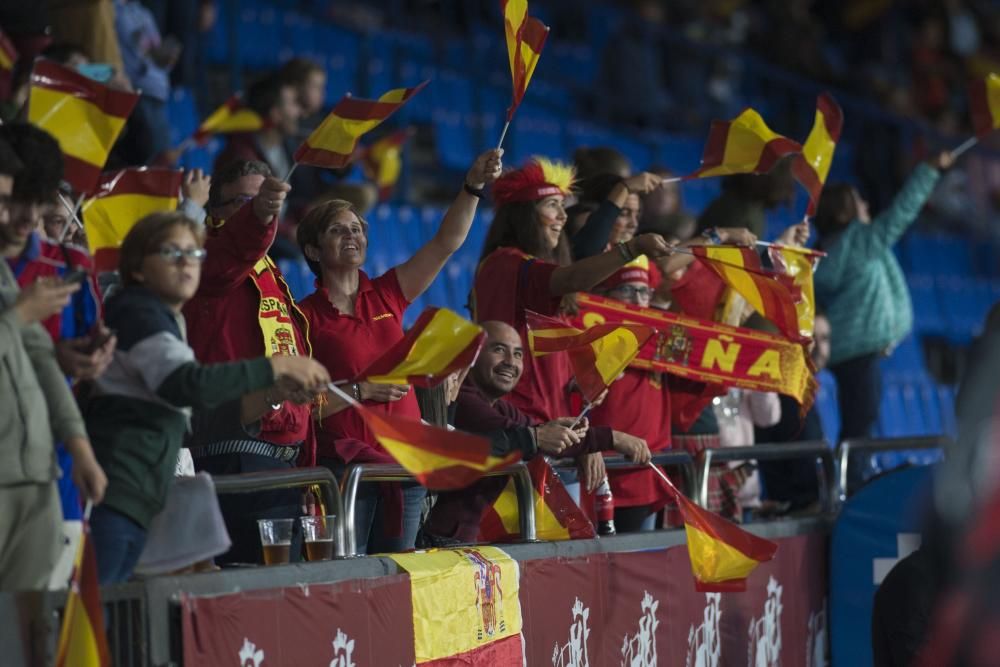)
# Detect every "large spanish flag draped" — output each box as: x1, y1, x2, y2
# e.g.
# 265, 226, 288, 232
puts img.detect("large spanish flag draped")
356, 307, 486, 387
654, 469, 777, 592
689, 246, 807, 342
82, 168, 183, 272
192, 95, 264, 142
689, 108, 802, 179
28, 60, 140, 195
526, 310, 655, 403
293, 81, 428, 169
479, 457, 596, 542
969, 72, 1000, 138
363, 129, 410, 201
792, 93, 844, 216
353, 404, 519, 490
390, 547, 524, 665
767, 244, 825, 339
55, 523, 110, 667
501, 0, 549, 121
